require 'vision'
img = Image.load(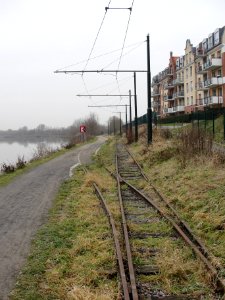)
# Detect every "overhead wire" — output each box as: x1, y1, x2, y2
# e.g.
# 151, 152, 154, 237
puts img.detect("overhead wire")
83, 0, 112, 72
115, 0, 135, 100
101, 41, 144, 70
56, 41, 144, 71
117, 0, 135, 71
